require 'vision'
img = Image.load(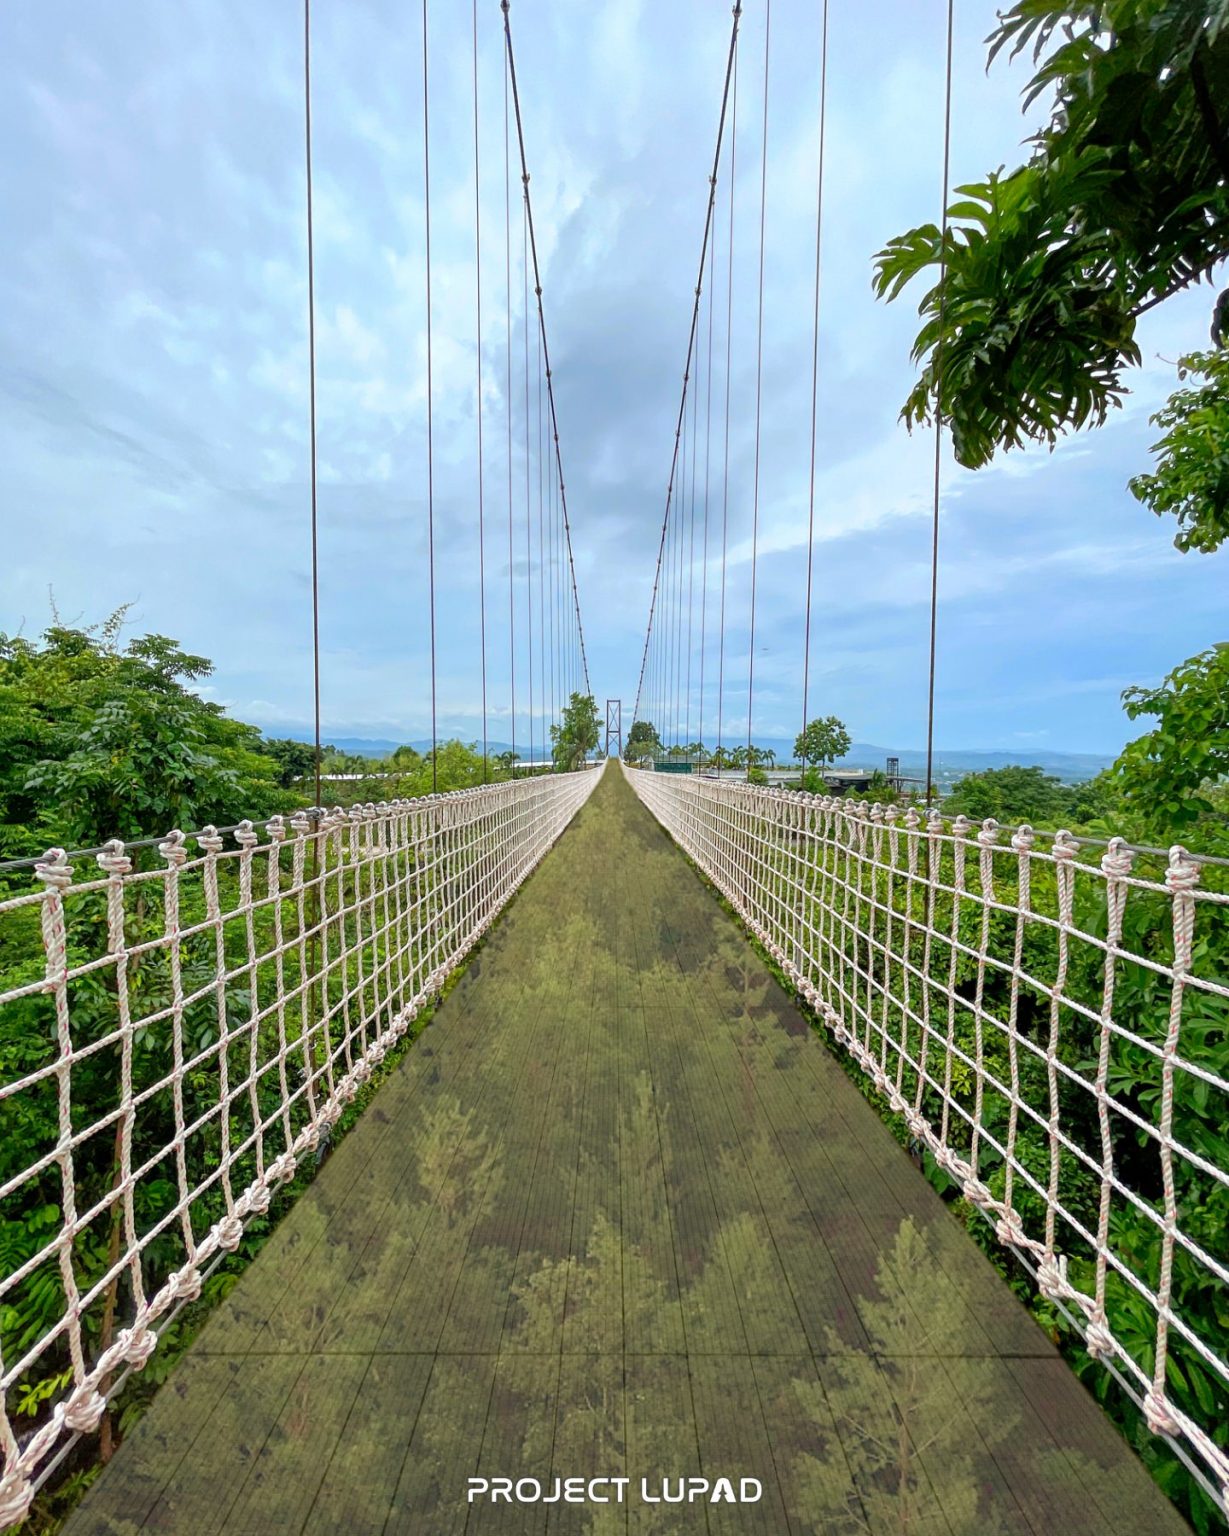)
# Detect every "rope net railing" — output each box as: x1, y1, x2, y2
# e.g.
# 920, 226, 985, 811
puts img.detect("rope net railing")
625, 764, 1229, 1510
0, 768, 599, 1525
